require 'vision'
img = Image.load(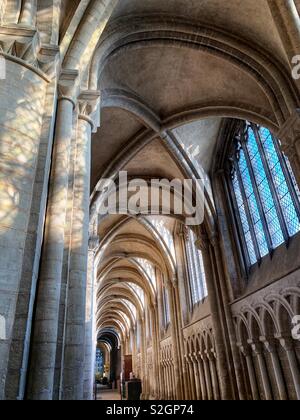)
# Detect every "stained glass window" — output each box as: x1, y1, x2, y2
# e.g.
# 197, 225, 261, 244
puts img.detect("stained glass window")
162, 285, 170, 326
185, 229, 208, 306
229, 122, 300, 268
134, 258, 157, 291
